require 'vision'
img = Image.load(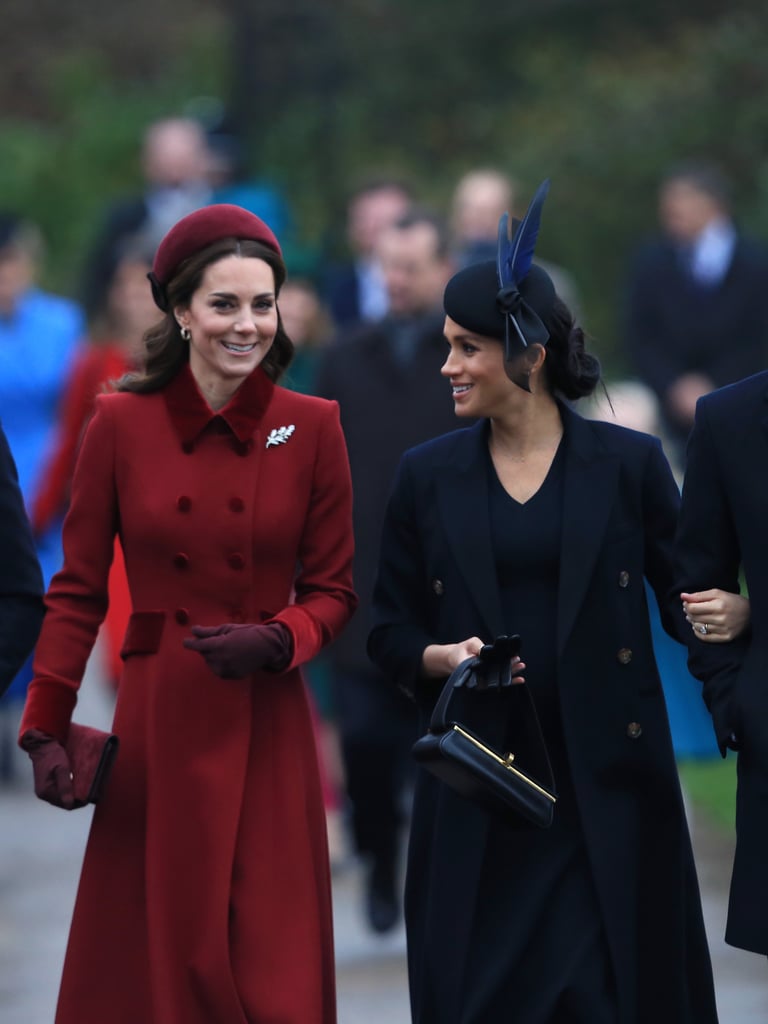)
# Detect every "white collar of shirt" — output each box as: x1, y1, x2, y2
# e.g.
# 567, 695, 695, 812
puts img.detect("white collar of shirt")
690, 218, 736, 285
356, 258, 389, 322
